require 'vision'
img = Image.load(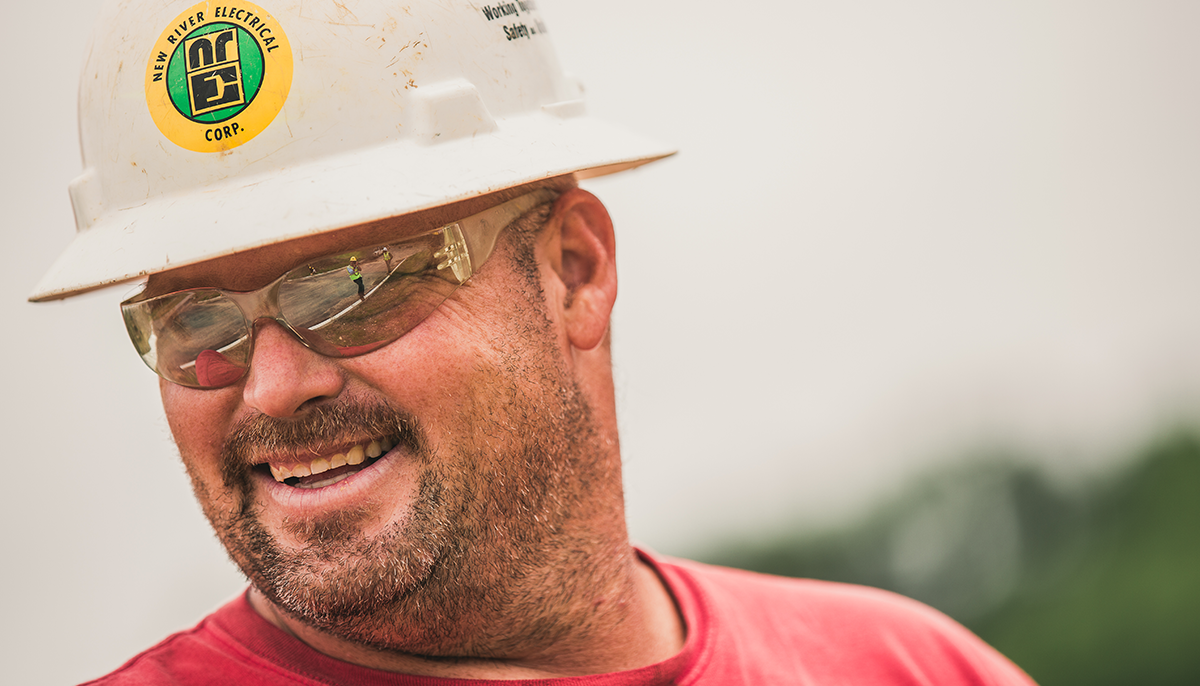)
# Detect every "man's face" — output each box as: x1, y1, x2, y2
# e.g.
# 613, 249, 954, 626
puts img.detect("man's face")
159, 208, 607, 655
